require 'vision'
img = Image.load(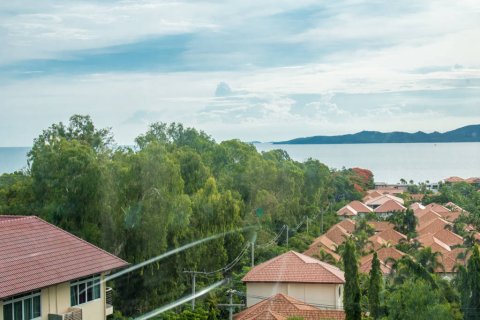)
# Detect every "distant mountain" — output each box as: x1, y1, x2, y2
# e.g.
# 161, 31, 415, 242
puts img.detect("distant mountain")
274, 125, 480, 144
